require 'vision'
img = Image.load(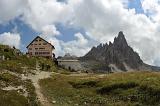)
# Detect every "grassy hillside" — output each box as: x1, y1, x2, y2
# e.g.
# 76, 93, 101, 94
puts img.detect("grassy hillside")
0, 44, 57, 106
0, 72, 39, 106
40, 71, 160, 106
0, 44, 57, 73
